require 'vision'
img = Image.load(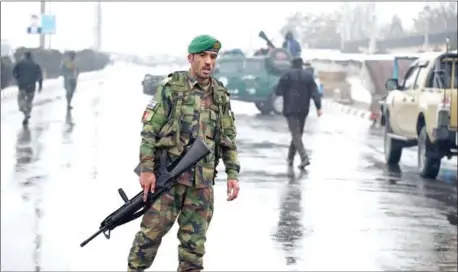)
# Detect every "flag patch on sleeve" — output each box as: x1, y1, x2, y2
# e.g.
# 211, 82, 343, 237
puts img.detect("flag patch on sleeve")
142, 109, 153, 122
